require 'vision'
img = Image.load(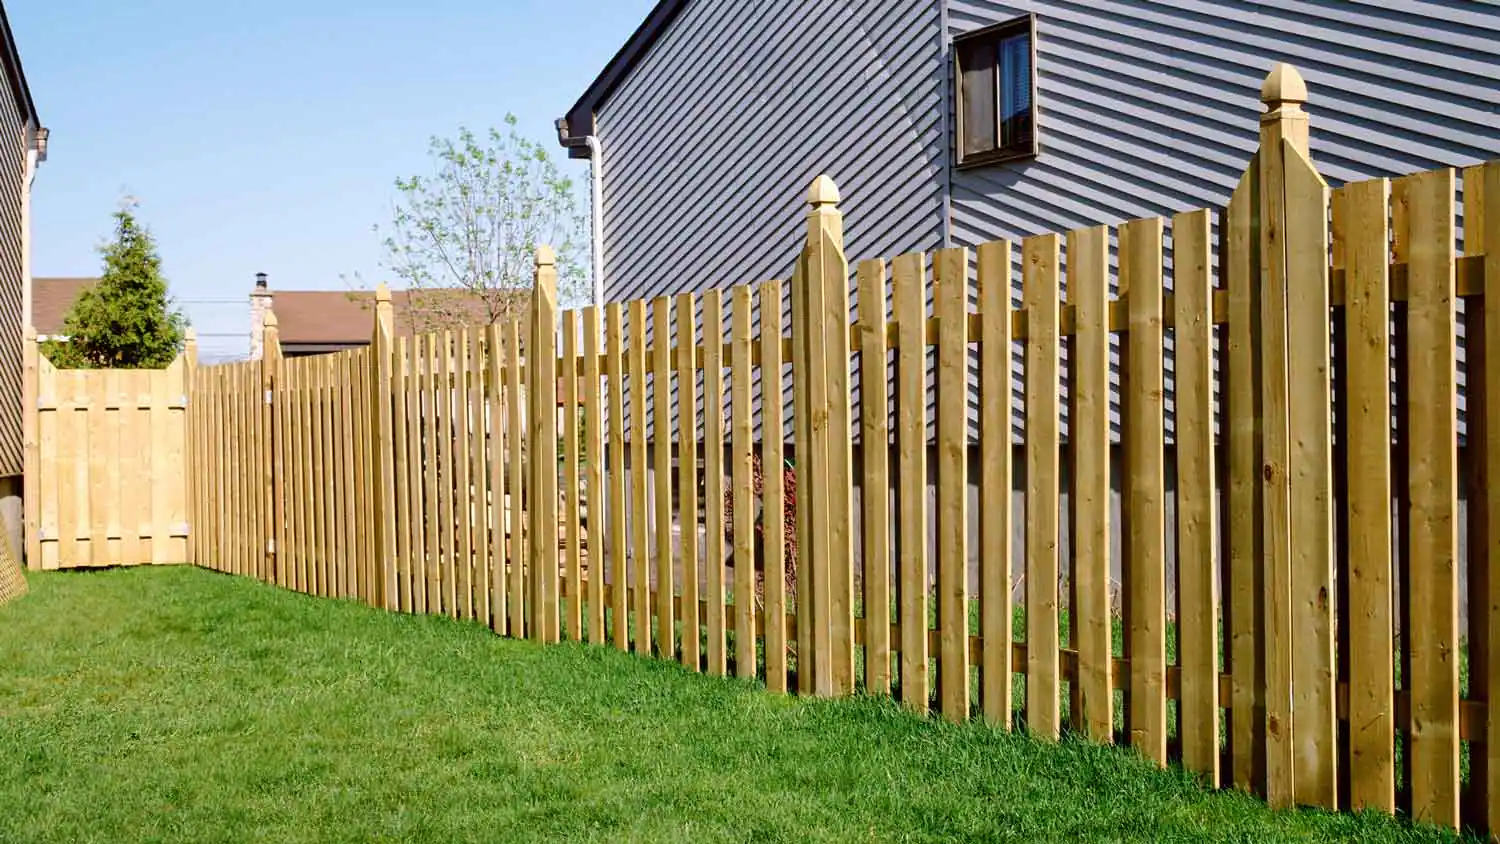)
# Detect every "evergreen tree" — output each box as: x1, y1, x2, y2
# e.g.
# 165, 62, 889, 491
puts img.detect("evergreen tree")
45, 203, 187, 369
